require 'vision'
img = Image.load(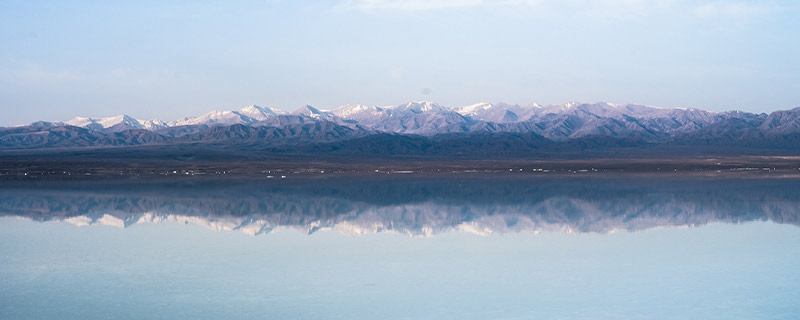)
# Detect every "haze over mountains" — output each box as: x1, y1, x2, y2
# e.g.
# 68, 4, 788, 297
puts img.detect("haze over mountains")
3, 101, 800, 154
